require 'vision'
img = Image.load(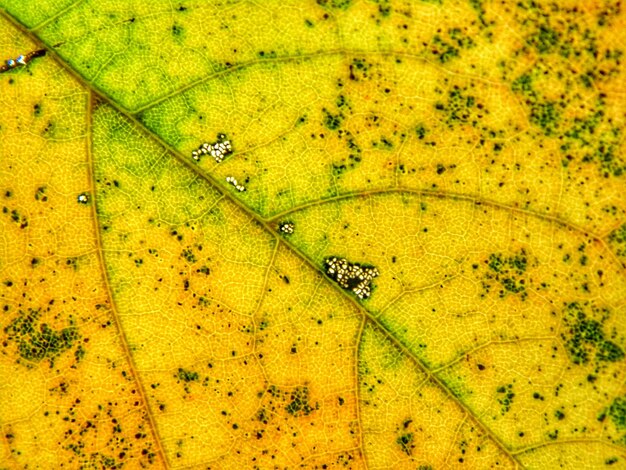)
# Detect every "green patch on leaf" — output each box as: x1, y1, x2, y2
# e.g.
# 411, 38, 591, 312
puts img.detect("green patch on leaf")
396, 432, 414, 455
561, 302, 624, 366
434, 86, 482, 128
496, 383, 515, 415
606, 396, 626, 430
285, 386, 315, 417
4, 308, 80, 367
176, 368, 199, 382
316, 0, 353, 10
482, 249, 530, 299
